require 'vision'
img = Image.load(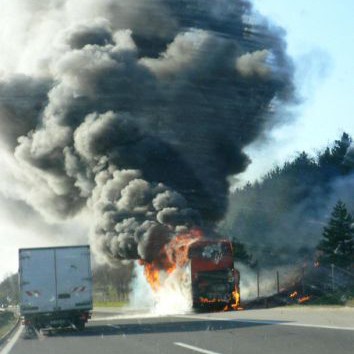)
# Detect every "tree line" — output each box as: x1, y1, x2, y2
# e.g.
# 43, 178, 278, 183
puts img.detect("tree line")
224, 133, 354, 269
0, 262, 133, 306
